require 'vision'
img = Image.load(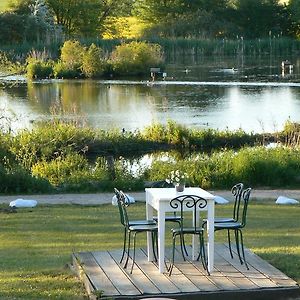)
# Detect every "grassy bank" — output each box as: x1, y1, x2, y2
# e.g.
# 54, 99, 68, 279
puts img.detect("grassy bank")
1, 120, 300, 194
0, 201, 299, 299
